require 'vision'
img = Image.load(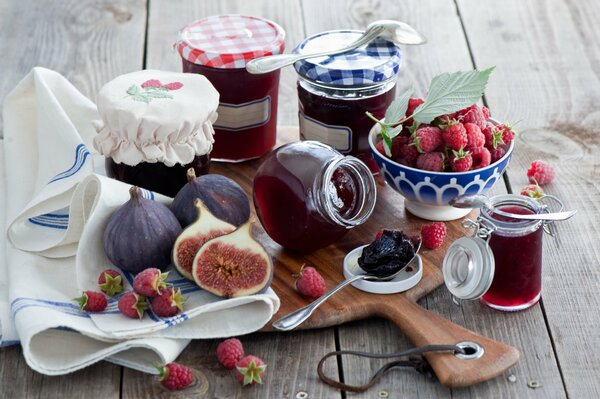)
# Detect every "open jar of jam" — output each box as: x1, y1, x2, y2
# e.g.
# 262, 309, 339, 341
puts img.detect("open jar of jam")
176, 15, 285, 162
253, 141, 377, 252
293, 30, 402, 172
93, 70, 219, 197
443, 194, 567, 312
